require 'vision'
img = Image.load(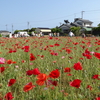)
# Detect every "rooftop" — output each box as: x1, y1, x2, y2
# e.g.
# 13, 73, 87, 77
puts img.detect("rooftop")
37, 27, 51, 29
74, 18, 93, 23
